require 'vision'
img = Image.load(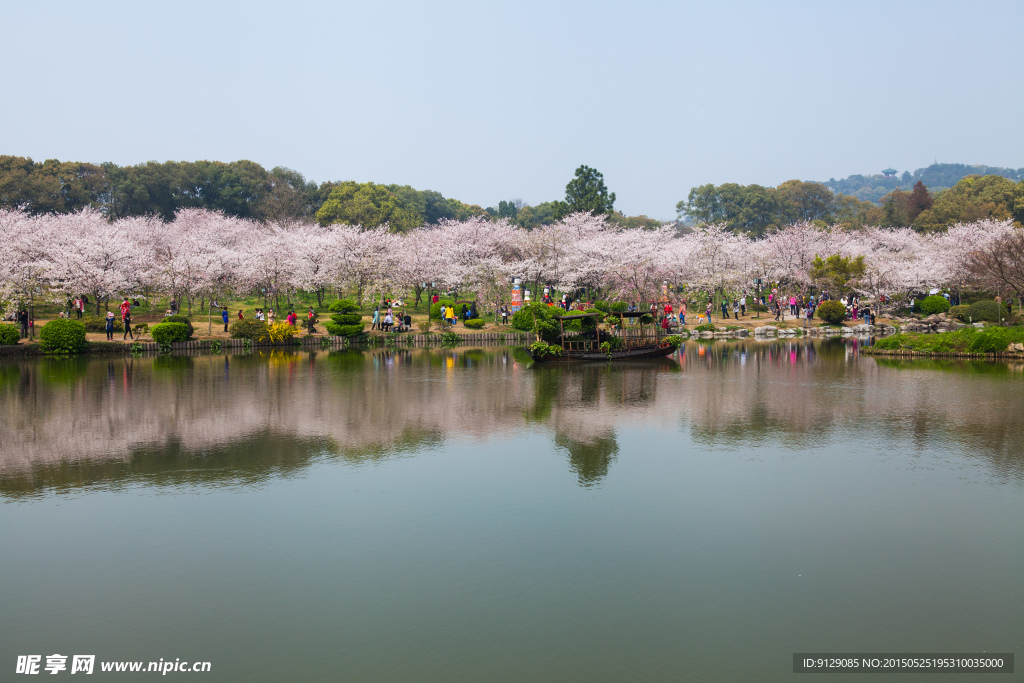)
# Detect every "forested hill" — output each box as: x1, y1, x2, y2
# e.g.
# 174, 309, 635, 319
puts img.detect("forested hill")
822, 163, 1024, 204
